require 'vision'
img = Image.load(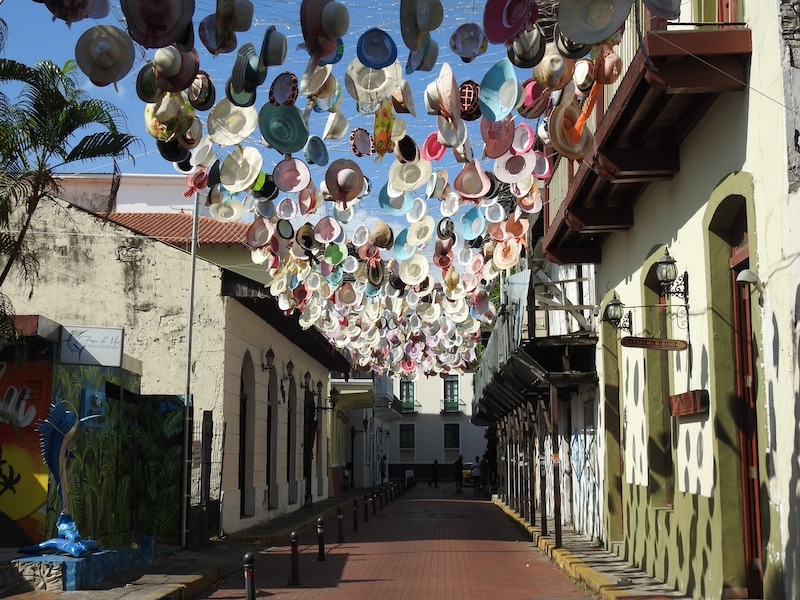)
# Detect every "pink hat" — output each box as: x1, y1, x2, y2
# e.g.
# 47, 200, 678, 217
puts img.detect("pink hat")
483, 0, 536, 45
420, 131, 446, 161
480, 115, 515, 159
